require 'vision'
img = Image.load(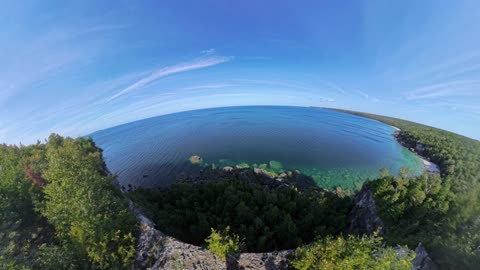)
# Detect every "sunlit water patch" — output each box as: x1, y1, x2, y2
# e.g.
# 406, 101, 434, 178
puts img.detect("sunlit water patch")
89, 106, 424, 190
